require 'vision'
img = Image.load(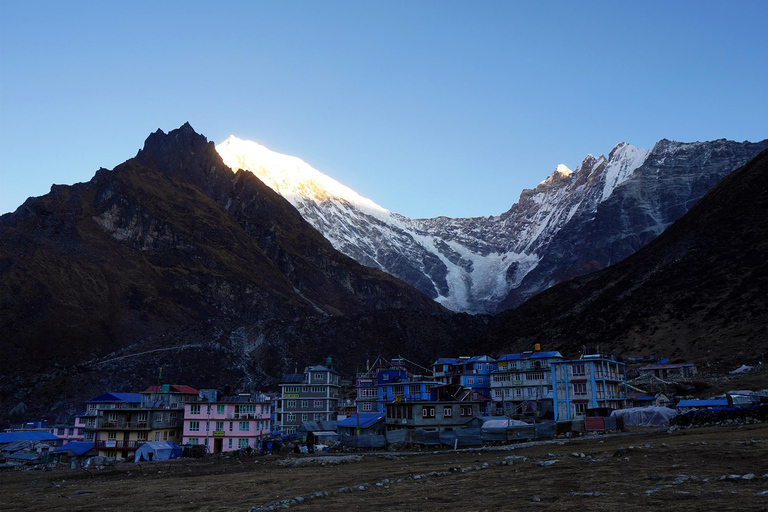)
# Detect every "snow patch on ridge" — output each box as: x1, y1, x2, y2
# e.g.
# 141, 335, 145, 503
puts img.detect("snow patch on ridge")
601, 143, 649, 201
